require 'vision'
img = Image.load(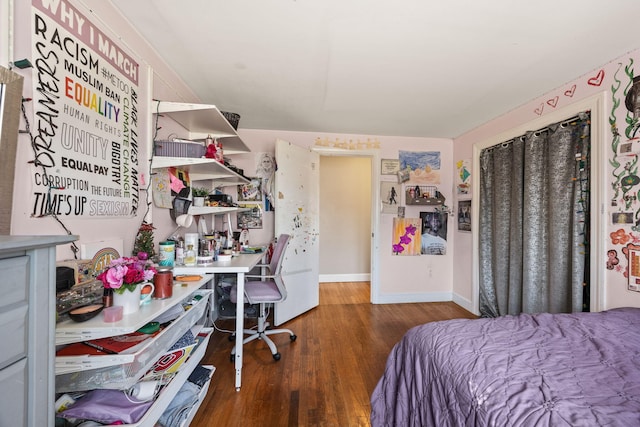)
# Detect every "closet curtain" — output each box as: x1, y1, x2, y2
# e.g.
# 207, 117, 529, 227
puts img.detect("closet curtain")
478, 113, 590, 317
